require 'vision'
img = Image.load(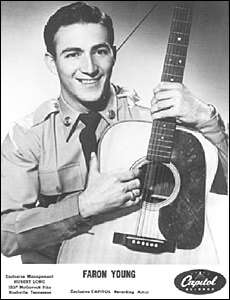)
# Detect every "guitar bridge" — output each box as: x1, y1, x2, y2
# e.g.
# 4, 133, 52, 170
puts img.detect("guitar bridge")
113, 232, 176, 254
